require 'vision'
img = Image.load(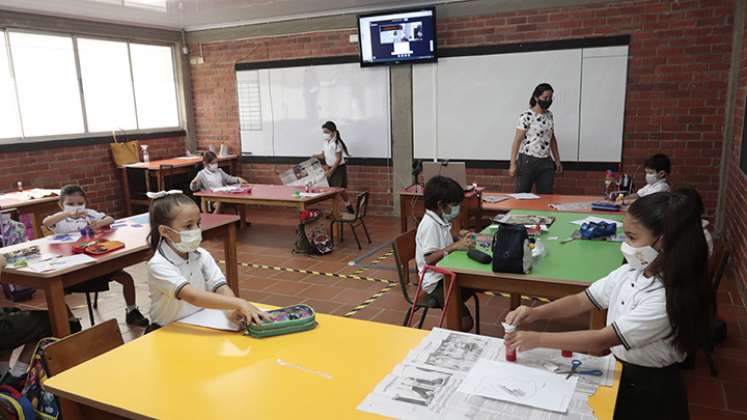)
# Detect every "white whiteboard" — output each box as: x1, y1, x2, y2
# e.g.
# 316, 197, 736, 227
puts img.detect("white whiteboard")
237, 62, 391, 158
413, 46, 629, 162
